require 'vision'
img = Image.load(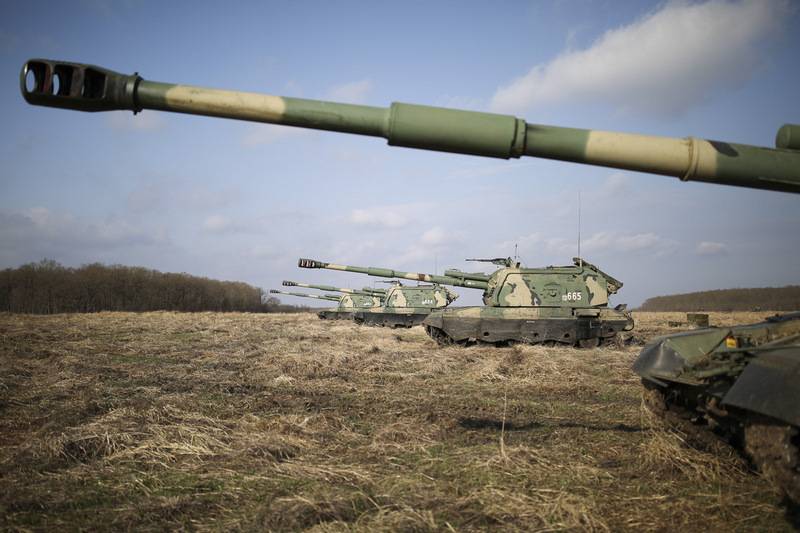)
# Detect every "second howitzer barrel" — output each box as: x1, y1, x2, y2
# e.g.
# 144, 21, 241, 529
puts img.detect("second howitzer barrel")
282, 280, 384, 296
269, 289, 340, 302
20, 59, 800, 193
